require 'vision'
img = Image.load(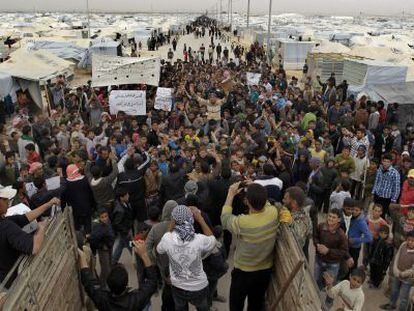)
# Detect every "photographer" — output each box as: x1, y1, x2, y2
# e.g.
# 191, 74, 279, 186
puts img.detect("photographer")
221, 182, 279, 311
79, 240, 157, 311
